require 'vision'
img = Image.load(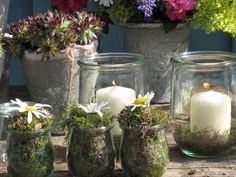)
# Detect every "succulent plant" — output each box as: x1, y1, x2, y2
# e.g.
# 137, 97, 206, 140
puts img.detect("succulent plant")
3, 11, 104, 60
